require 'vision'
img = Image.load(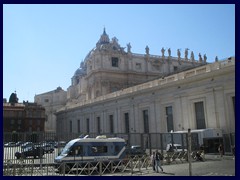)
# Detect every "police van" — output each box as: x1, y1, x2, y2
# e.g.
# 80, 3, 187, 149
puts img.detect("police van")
54, 135, 126, 172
